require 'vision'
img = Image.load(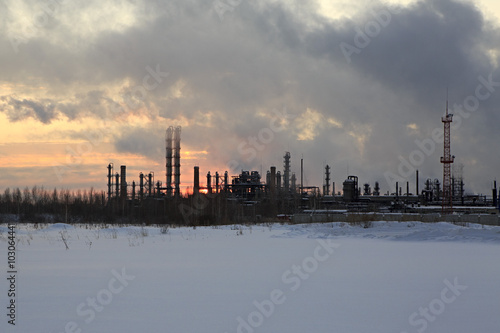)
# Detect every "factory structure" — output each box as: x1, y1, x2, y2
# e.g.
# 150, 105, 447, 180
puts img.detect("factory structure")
105, 109, 500, 225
